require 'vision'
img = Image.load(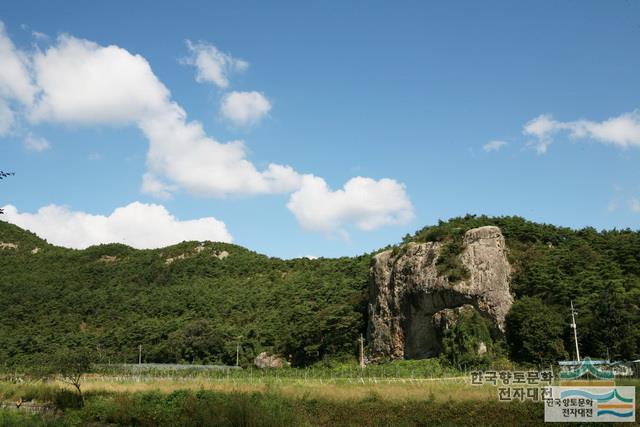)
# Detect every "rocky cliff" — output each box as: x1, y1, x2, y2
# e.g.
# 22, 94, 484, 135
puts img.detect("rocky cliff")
367, 226, 513, 360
